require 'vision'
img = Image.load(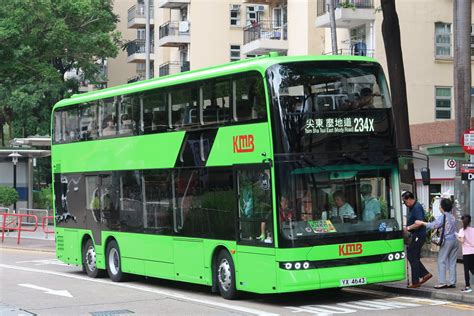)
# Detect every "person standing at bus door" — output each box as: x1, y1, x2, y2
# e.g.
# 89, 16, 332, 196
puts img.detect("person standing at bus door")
331, 191, 355, 222
402, 191, 432, 288
455, 214, 474, 293
416, 198, 458, 289
361, 184, 381, 221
